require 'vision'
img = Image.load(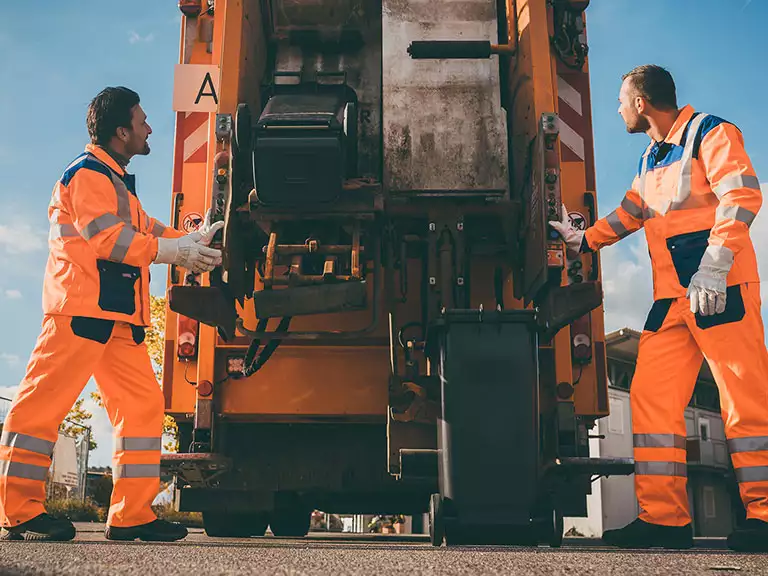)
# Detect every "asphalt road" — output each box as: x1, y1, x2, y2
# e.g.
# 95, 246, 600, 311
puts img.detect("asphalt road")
0, 524, 765, 576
